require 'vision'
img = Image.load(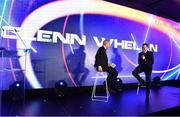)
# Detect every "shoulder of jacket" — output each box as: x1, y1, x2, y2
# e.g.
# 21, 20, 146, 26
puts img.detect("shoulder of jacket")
100, 46, 105, 50
148, 51, 153, 54
139, 52, 143, 55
